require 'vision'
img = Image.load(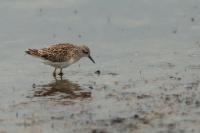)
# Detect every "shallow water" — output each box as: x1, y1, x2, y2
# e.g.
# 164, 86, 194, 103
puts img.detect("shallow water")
1, 0, 200, 133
